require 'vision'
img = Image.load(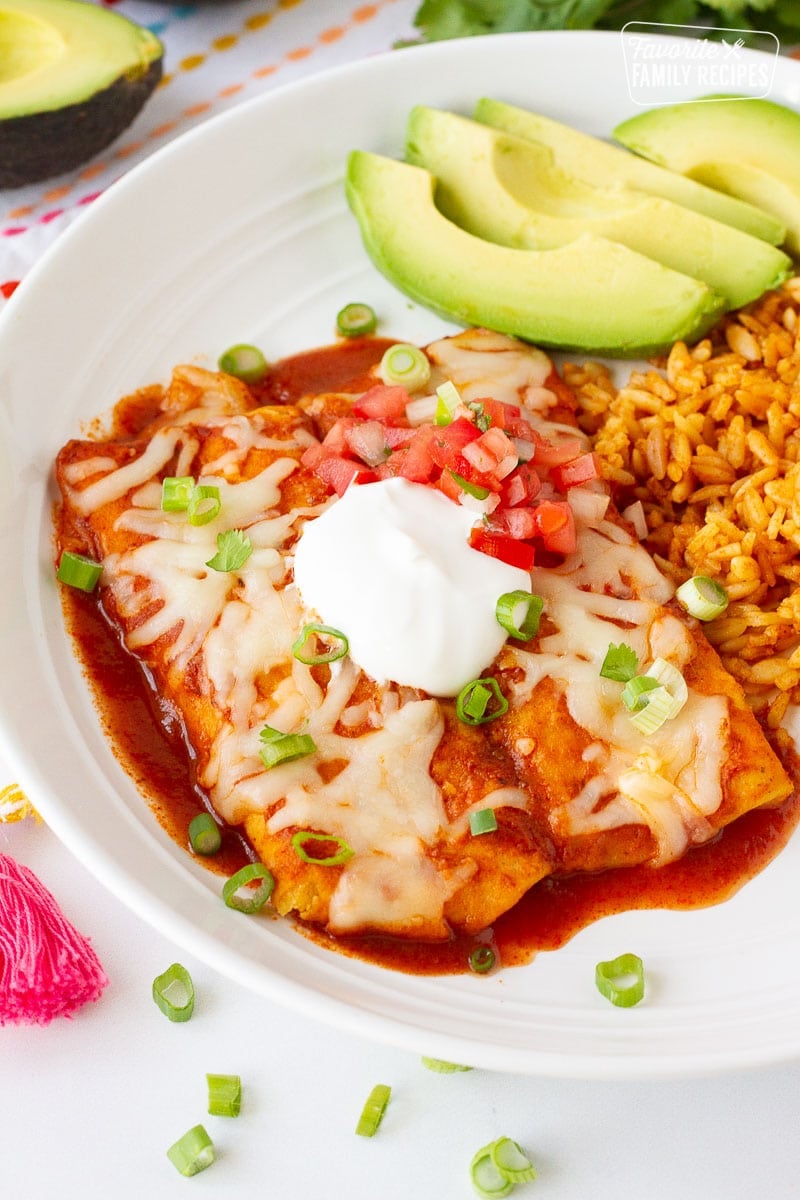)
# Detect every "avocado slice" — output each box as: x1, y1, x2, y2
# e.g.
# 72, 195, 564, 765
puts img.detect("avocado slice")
0, 0, 163, 188
474, 97, 785, 248
346, 150, 725, 358
406, 107, 791, 311
614, 98, 800, 257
